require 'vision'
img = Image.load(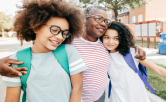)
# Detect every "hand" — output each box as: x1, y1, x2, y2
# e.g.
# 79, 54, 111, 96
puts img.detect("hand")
0, 57, 28, 77
134, 46, 146, 60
